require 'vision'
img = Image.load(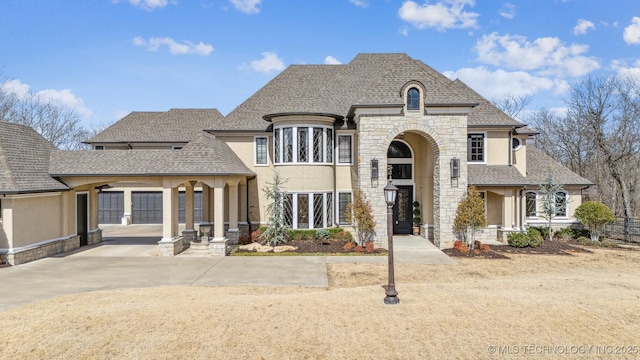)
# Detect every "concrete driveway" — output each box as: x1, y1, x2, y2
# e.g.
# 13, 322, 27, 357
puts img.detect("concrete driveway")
0, 229, 454, 312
